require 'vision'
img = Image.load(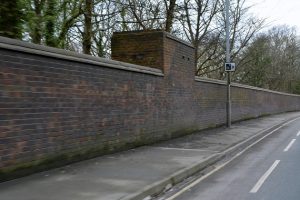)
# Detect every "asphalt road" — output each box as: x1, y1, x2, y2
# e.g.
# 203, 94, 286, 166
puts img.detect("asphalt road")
162, 118, 300, 200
